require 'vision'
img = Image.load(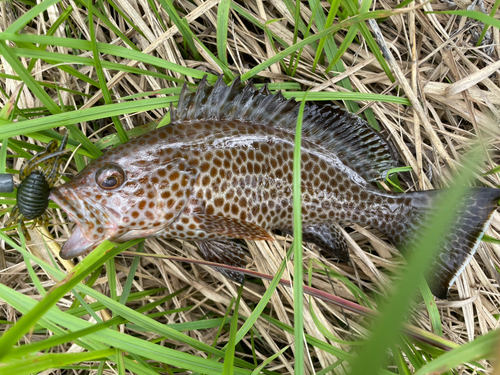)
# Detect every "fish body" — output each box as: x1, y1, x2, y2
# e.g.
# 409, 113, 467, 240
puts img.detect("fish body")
50, 77, 500, 299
